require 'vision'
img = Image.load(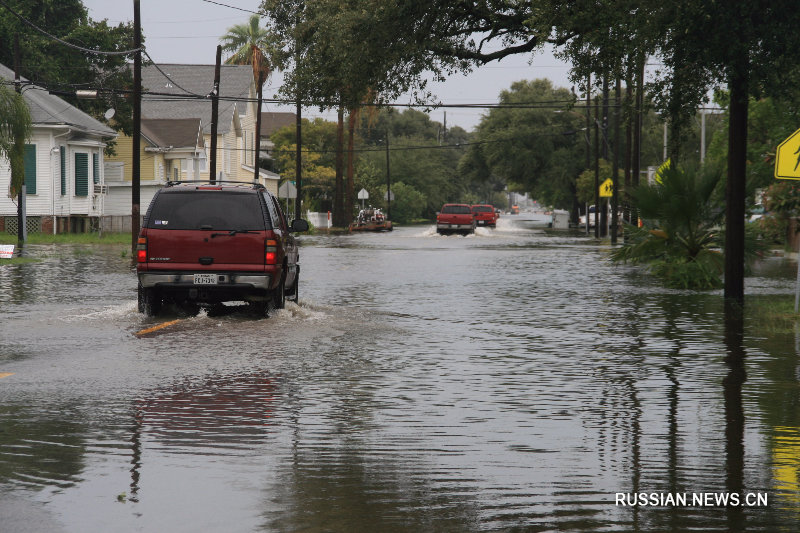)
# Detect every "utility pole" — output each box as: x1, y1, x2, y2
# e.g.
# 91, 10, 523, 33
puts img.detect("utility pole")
385, 128, 391, 222
131, 0, 141, 251
611, 78, 621, 244
209, 45, 221, 183
14, 33, 25, 244
600, 75, 609, 237
295, 97, 302, 220
253, 69, 263, 183
208, 44, 222, 183
594, 95, 600, 238
585, 75, 591, 234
